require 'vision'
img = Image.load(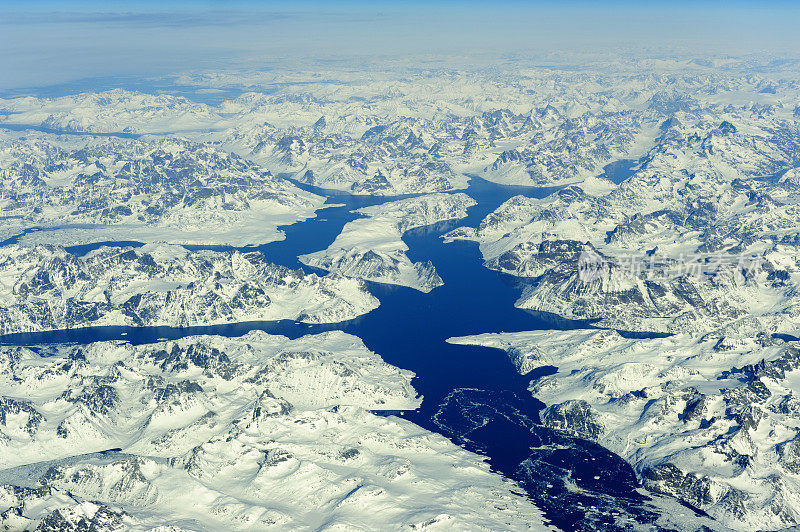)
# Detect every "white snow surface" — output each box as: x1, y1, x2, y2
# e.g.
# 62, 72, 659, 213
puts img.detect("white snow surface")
448, 107, 800, 336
